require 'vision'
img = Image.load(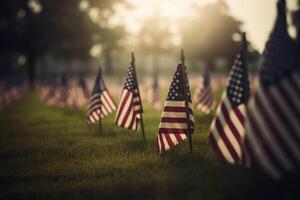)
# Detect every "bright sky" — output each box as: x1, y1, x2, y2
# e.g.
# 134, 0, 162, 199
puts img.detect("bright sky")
114, 0, 298, 52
